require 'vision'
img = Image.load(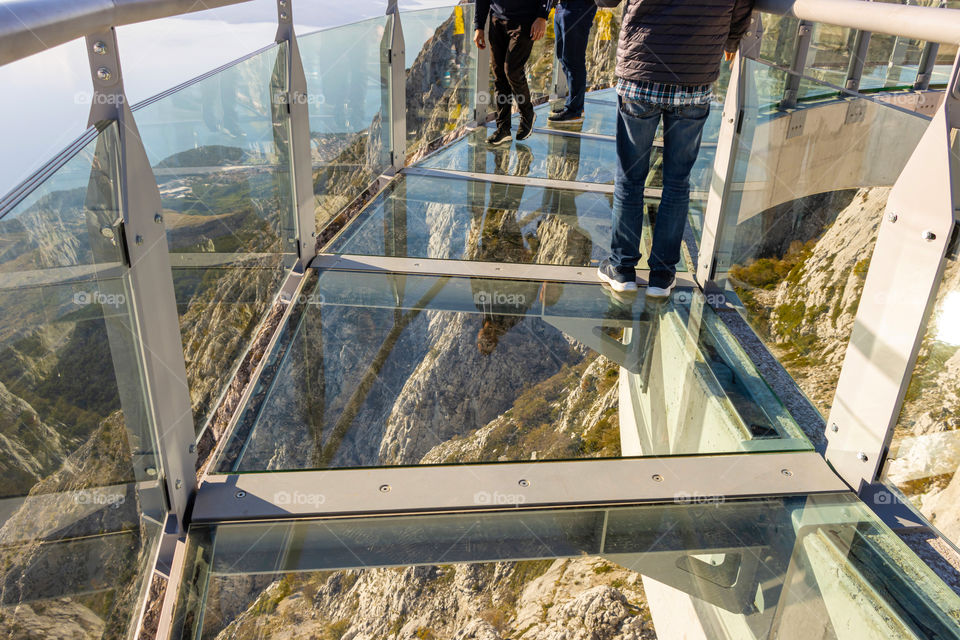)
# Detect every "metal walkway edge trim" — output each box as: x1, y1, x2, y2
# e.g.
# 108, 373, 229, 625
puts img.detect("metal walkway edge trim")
192, 451, 847, 522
